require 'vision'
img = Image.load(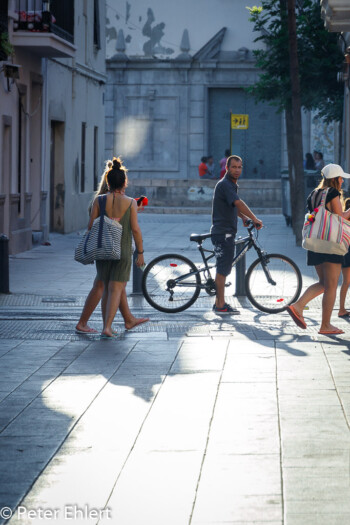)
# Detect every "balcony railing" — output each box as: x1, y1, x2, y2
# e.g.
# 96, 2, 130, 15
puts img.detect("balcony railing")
13, 0, 74, 44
